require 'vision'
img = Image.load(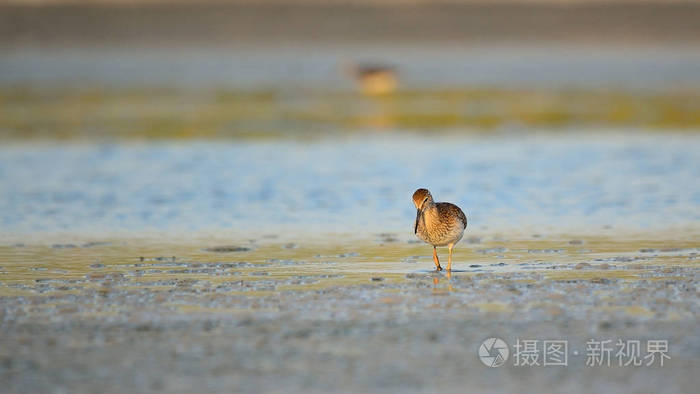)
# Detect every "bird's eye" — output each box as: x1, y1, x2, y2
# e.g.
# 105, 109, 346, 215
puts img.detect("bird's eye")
422, 197, 428, 203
